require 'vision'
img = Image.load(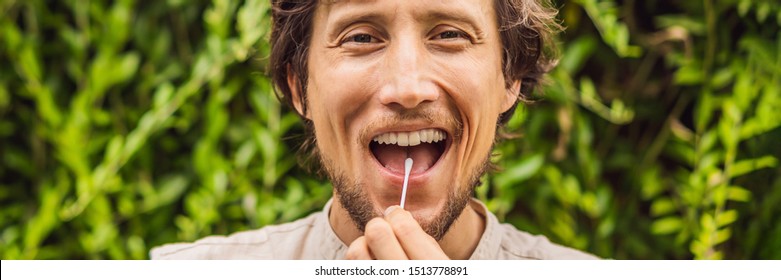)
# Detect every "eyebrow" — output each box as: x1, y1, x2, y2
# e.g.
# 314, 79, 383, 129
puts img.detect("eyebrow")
324, 1, 487, 40
327, 11, 388, 35
416, 10, 486, 37
324, 4, 388, 41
